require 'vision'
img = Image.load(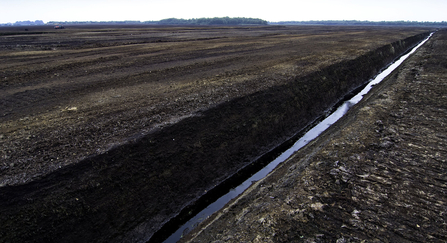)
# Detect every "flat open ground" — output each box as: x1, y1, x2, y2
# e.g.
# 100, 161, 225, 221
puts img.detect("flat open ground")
0, 25, 434, 242
0, 25, 429, 185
